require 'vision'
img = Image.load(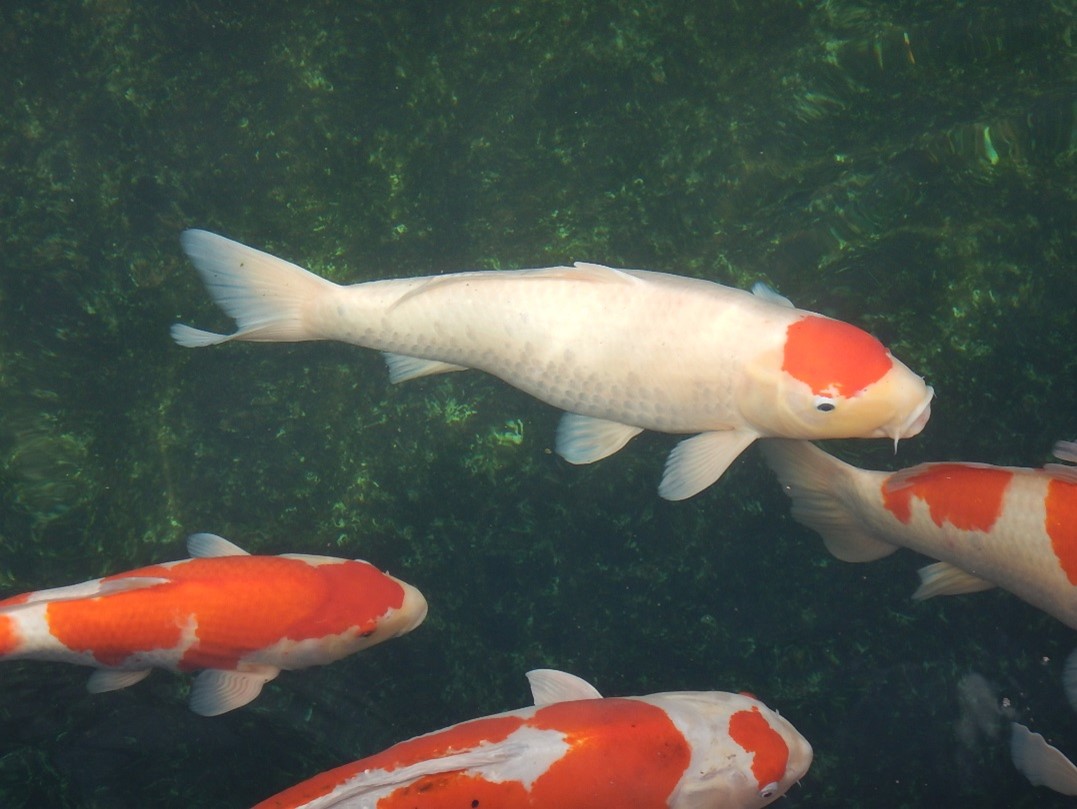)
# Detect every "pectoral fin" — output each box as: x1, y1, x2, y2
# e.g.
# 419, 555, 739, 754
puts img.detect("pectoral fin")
659, 430, 757, 500
87, 668, 152, 694
912, 561, 996, 600
555, 413, 643, 464
189, 668, 279, 716
1011, 722, 1077, 795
